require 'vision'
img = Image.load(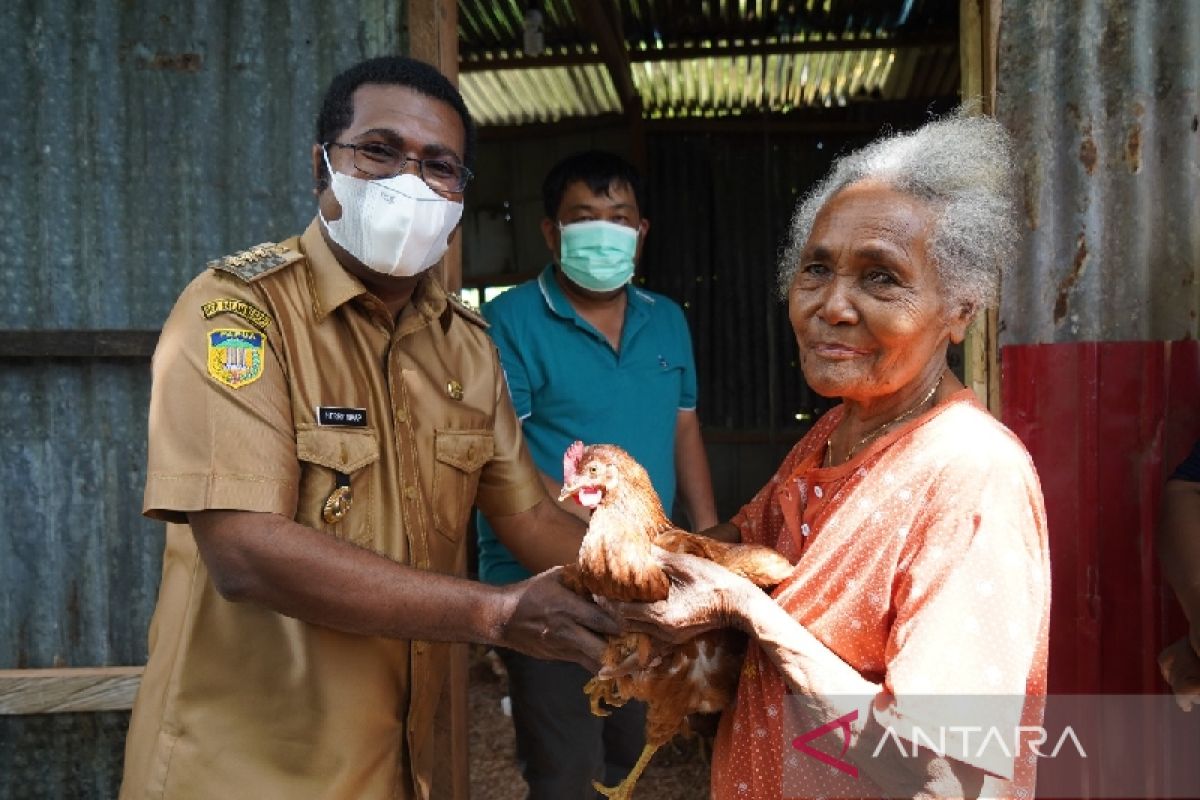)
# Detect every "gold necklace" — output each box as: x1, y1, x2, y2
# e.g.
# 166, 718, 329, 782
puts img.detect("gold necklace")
824, 374, 944, 467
